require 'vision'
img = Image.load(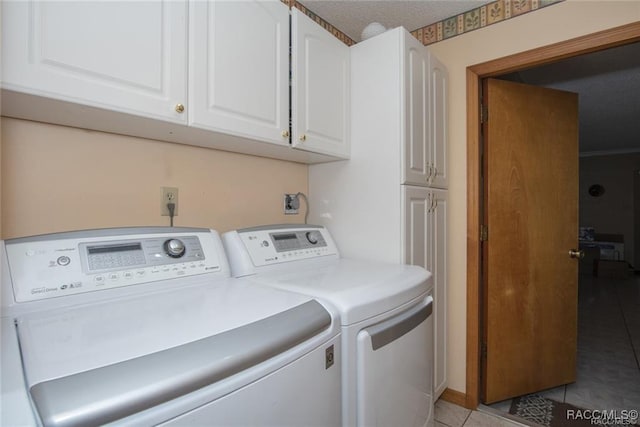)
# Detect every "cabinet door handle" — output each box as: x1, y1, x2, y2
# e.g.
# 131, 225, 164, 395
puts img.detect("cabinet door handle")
299, 134, 306, 142
281, 130, 290, 138
175, 104, 185, 113
428, 193, 437, 212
